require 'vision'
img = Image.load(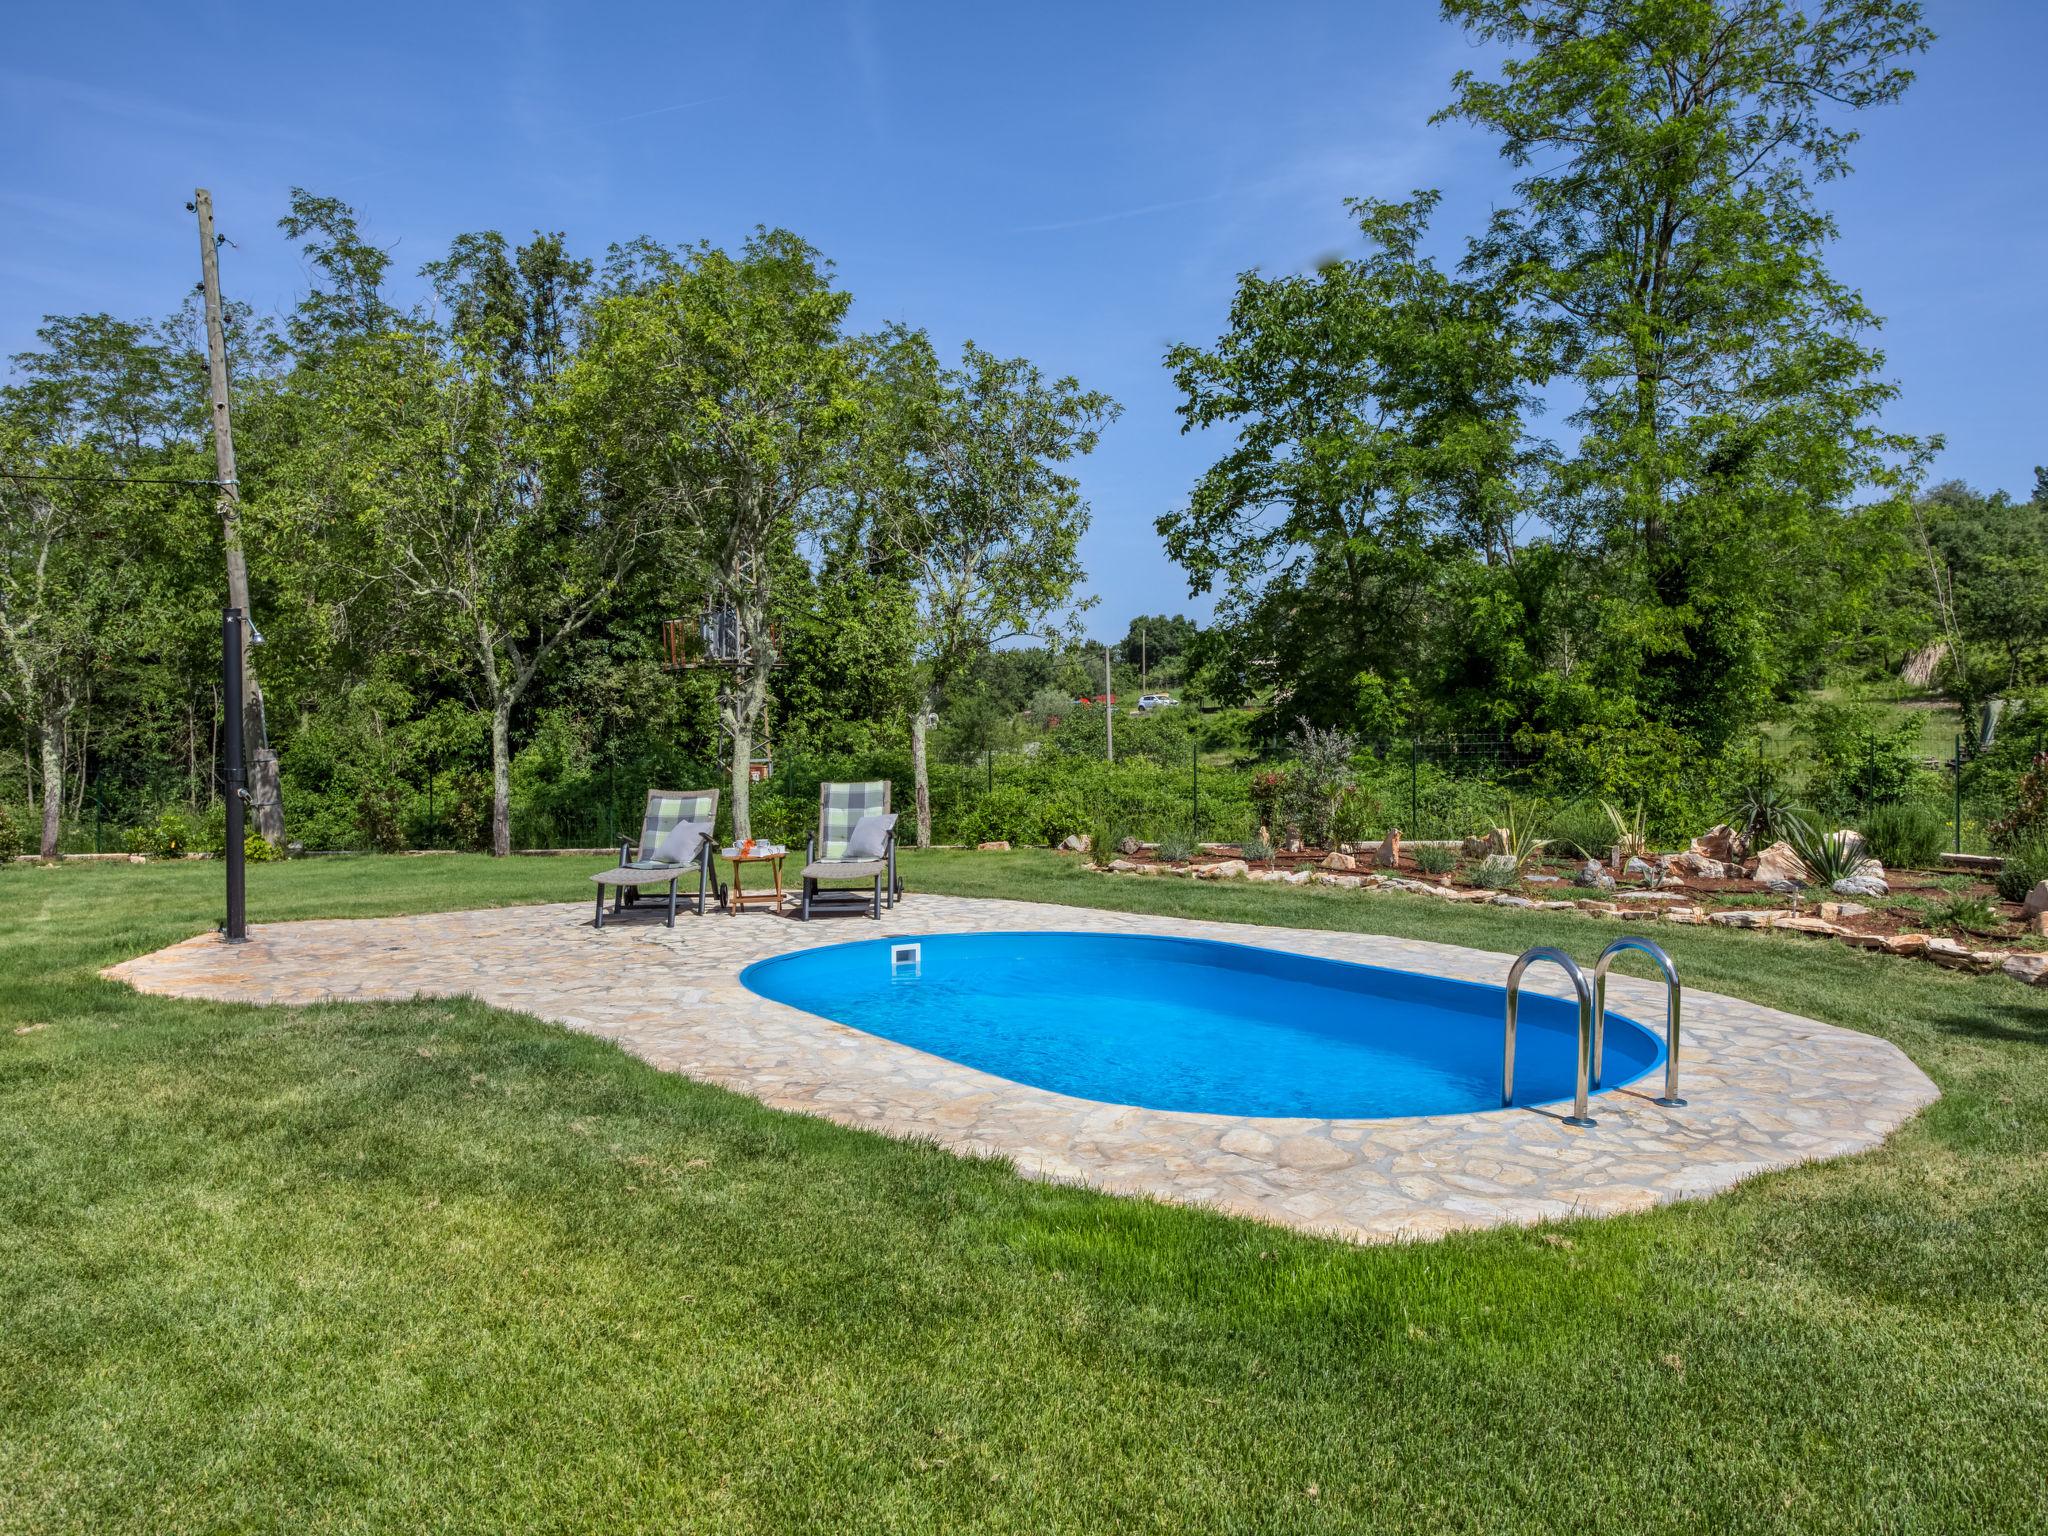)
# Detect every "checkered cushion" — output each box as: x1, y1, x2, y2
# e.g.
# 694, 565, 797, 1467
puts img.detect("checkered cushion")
636, 789, 719, 861
817, 780, 891, 861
